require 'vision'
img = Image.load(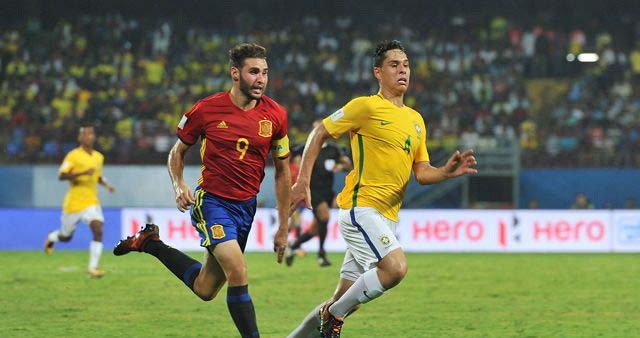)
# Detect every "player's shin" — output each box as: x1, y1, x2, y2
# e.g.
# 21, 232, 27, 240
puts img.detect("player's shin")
88, 241, 103, 270
328, 268, 385, 318
144, 241, 202, 292
227, 285, 260, 338
286, 303, 323, 338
